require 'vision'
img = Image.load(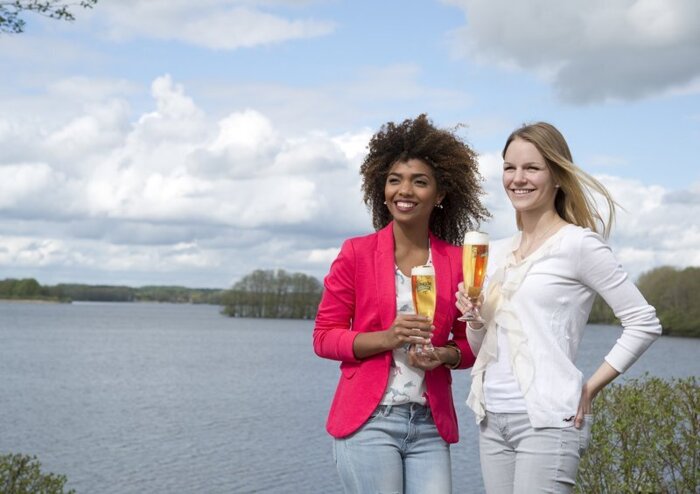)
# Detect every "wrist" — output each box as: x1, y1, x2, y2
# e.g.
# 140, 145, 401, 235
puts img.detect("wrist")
444, 342, 461, 369
467, 321, 485, 331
